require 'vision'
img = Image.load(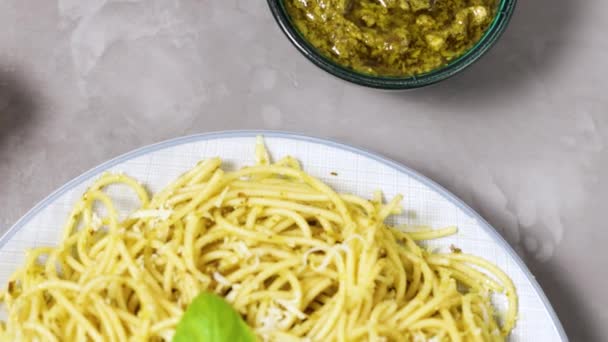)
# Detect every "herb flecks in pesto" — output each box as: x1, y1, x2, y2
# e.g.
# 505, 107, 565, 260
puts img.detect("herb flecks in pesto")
285, 0, 497, 76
